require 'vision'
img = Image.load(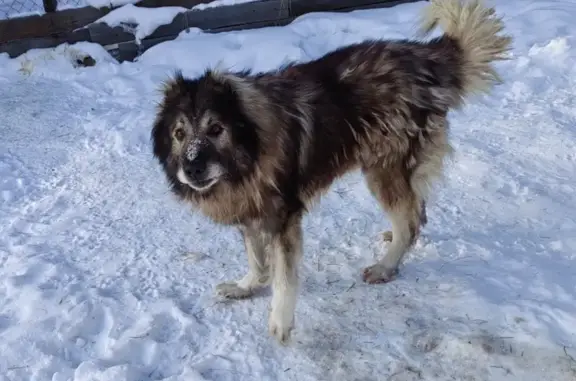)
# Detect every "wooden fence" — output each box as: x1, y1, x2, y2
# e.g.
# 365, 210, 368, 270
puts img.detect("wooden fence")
0, 0, 423, 62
